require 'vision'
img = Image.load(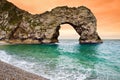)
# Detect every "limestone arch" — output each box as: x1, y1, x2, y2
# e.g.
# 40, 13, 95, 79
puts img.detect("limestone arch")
41, 6, 102, 44
0, 0, 102, 44
44, 21, 102, 44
